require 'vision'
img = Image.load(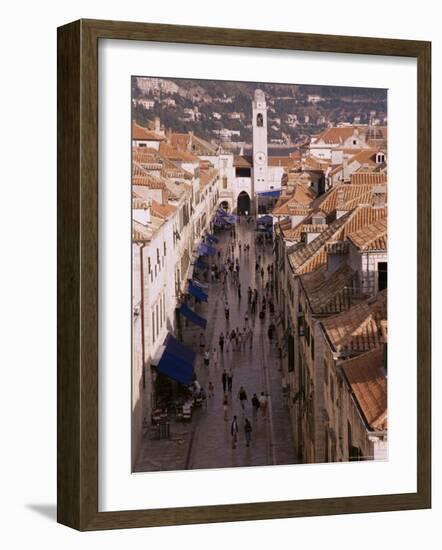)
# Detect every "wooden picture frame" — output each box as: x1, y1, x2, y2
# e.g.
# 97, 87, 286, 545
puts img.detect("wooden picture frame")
57, 19, 431, 530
